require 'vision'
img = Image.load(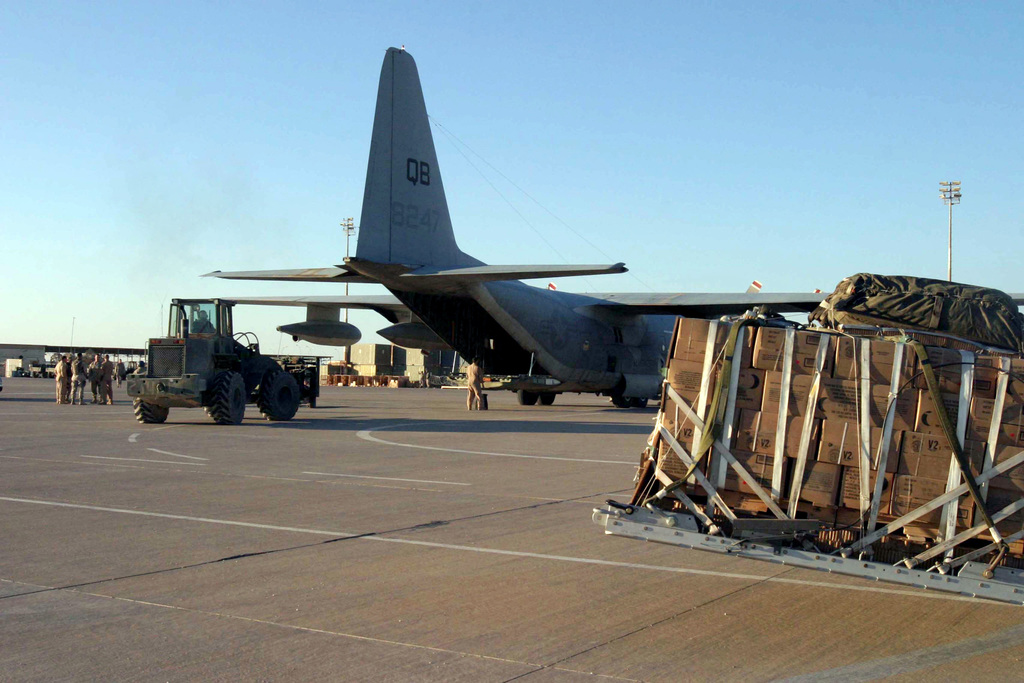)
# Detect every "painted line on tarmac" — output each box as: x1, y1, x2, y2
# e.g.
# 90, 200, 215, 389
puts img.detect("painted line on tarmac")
303, 471, 470, 486
0, 495, 989, 604
128, 433, 139, 443
146, 448, 208, 461
79, 456, 207, 466
150, 424, 187, 432
780, 622, 1024, 682
357, 422, 635, 465
0, 580, 605, 681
